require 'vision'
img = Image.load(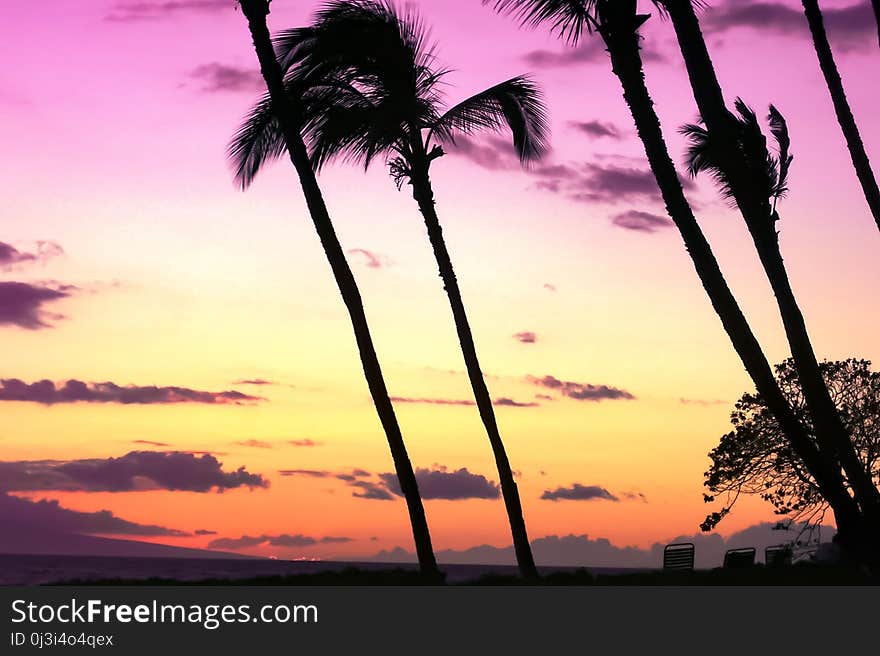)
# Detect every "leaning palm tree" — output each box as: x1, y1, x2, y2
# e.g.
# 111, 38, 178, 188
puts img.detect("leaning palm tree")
801, 0, 880, 233
486, 0, 865, 555
659, 0, 880, 535
231, 0, 547, 579
233, 0, 440, 578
